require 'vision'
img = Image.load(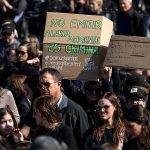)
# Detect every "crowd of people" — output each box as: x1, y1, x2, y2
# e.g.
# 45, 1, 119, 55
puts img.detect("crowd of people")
0, 0, 150, 150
